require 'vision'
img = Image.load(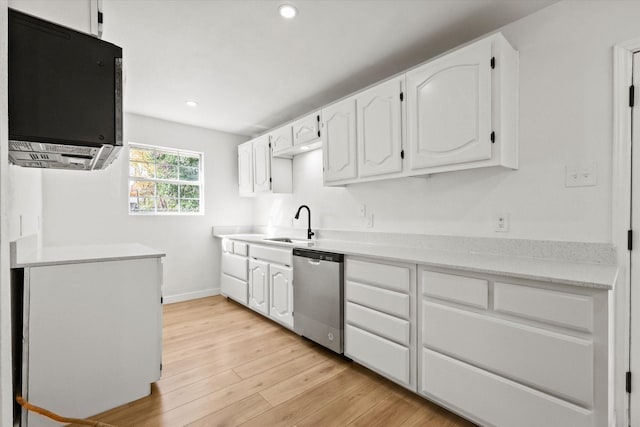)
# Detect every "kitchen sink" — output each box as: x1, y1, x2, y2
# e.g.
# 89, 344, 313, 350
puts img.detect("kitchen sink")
262, 237, 315, 246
